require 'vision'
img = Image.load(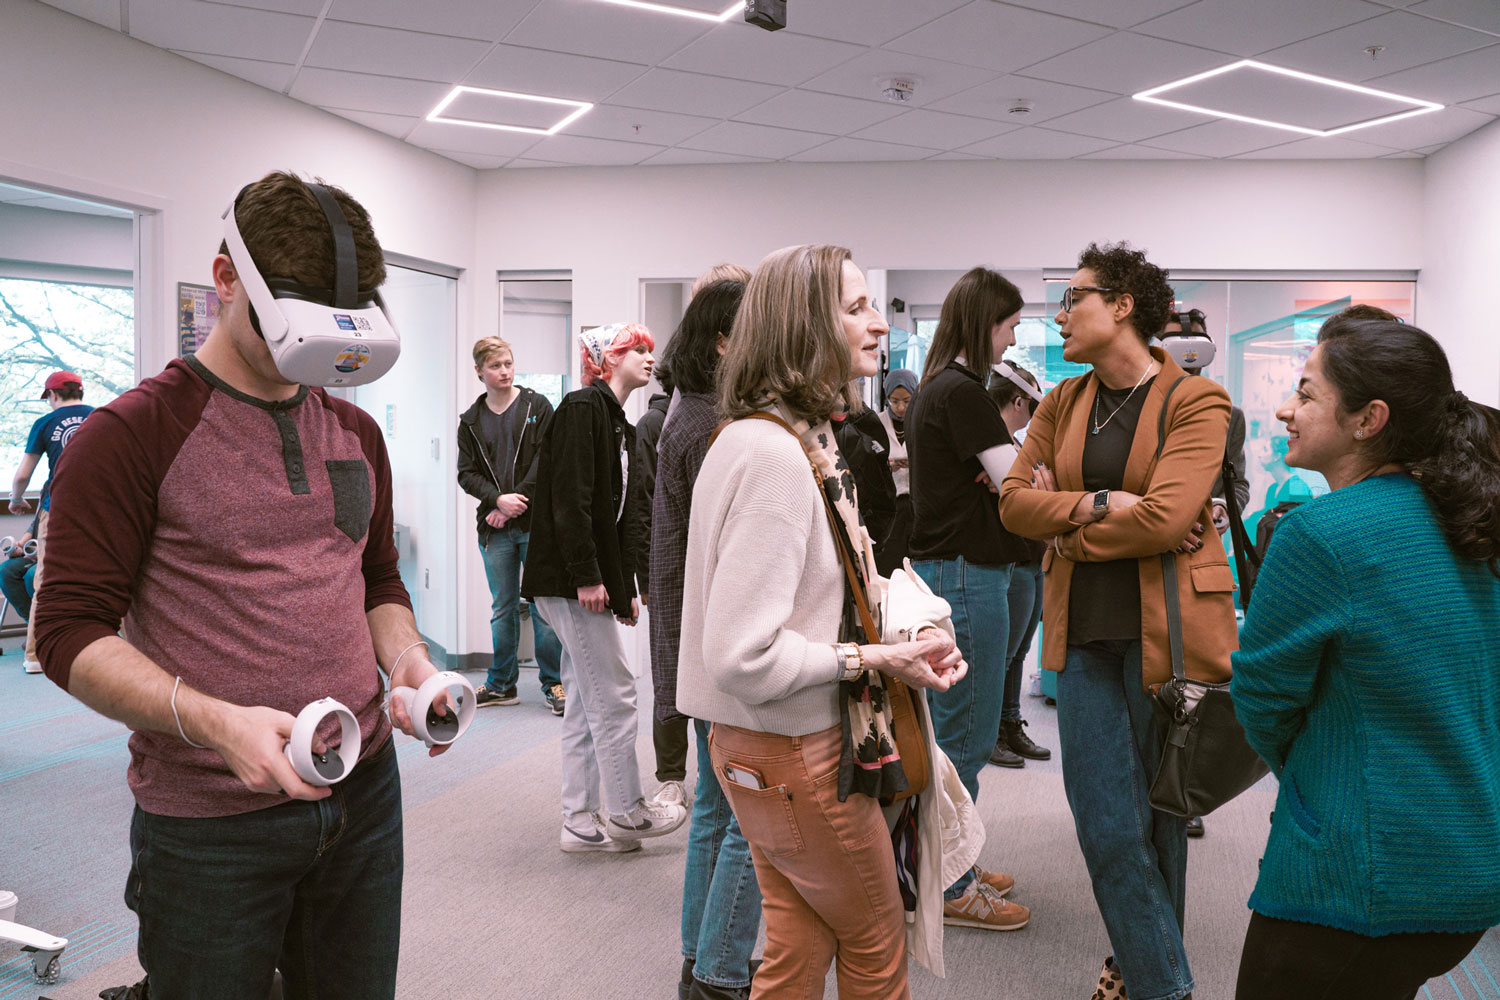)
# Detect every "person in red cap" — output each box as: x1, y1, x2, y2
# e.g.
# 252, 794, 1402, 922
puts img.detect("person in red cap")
8, 369, 92, 672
